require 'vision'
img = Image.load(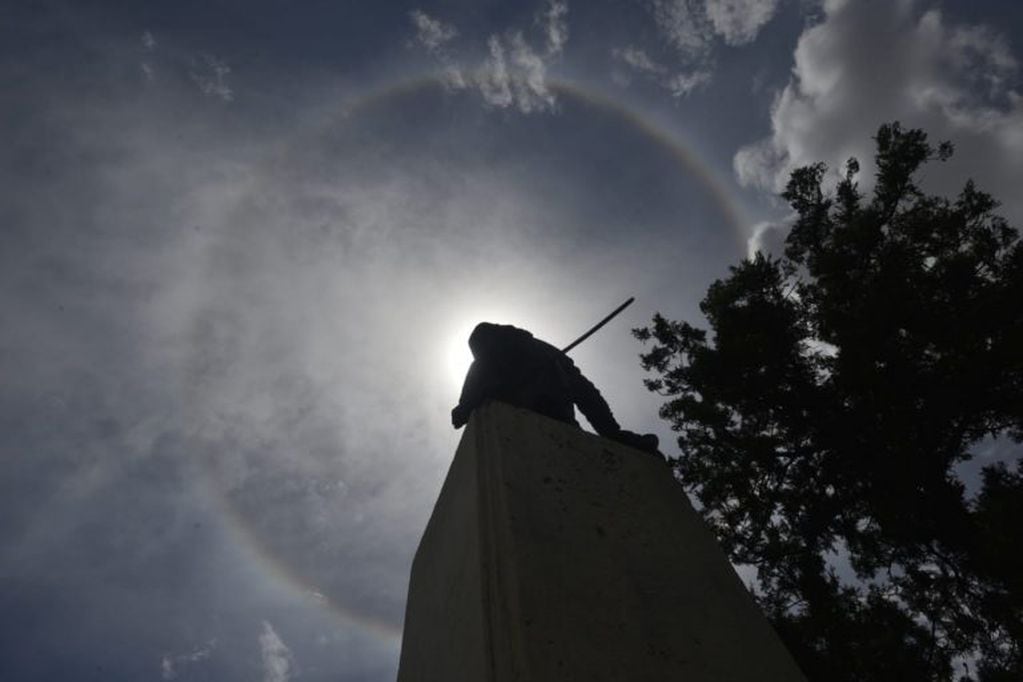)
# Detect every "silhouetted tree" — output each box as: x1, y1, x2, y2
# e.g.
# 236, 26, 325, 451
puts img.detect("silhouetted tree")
635, 123, 1023, 681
